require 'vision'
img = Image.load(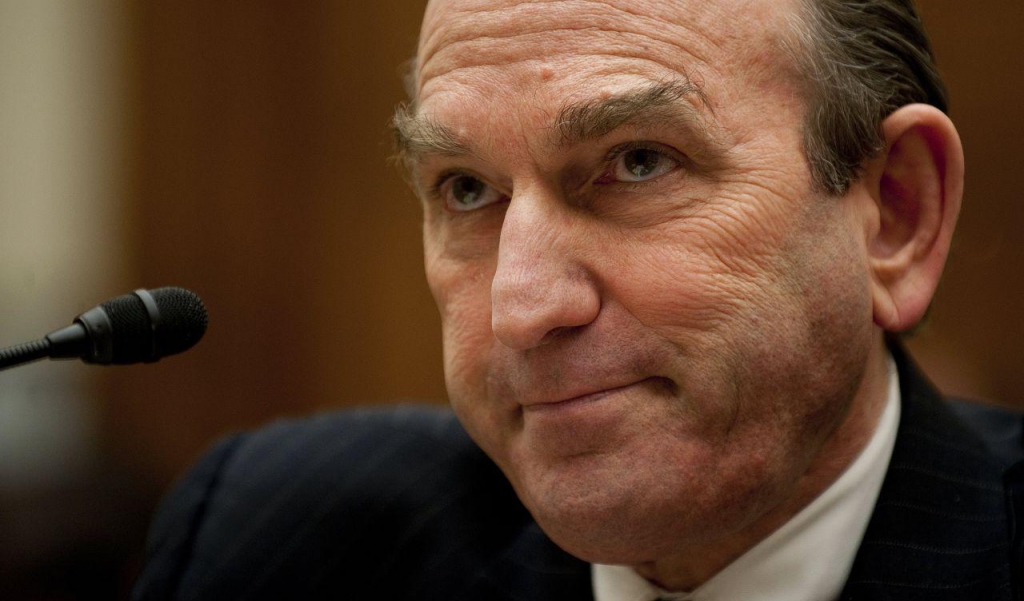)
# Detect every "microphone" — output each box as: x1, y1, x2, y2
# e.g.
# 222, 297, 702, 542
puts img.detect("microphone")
0, 287, 208, 371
